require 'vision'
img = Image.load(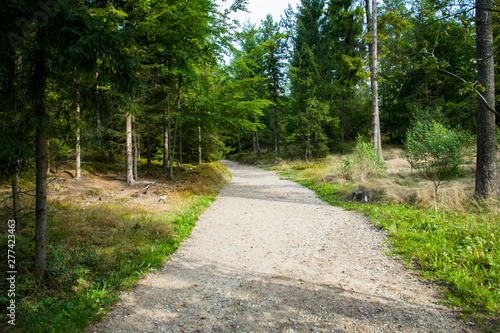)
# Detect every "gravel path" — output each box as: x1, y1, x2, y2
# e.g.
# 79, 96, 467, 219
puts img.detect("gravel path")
88, 161, 476, 333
